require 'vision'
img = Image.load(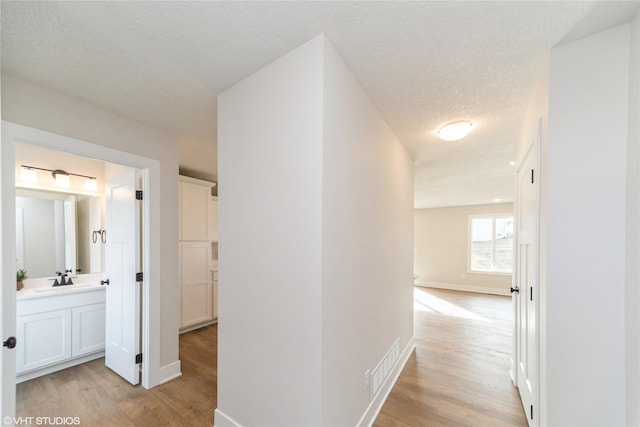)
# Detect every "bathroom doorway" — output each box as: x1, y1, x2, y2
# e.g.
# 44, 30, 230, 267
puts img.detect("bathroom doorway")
1, 122, 160, 415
